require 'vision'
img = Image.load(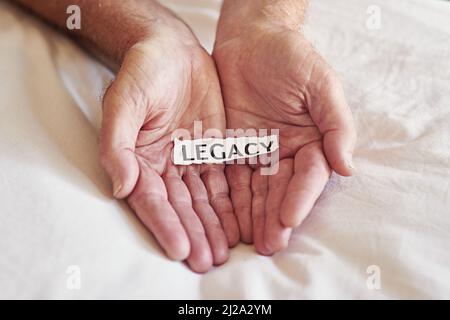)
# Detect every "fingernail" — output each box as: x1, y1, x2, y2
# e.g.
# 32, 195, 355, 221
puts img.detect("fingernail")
113, 180, 122, 198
